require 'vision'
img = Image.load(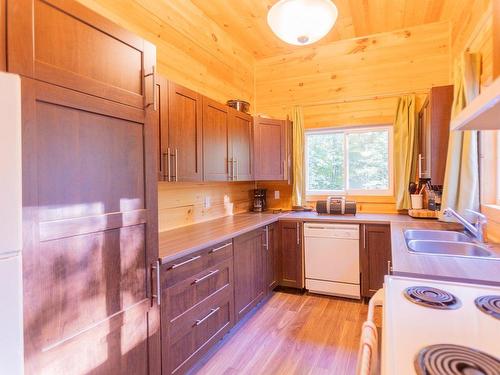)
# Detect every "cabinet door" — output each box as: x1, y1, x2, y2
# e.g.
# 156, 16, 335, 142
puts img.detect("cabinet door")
21, 78, 159, 375
429, 85, 453, 185
360, 224, 392, 298
233, 229, 265, 322
264, 223, 279, 293
157, 75, 169, 181
279, 221, 303, 289
254, 117, 286, 180
168, 82, 203, 182
418, 99, 431, 180
8, 0, 148, 109
203, 97, 230, 181
229, 109, 253, 181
